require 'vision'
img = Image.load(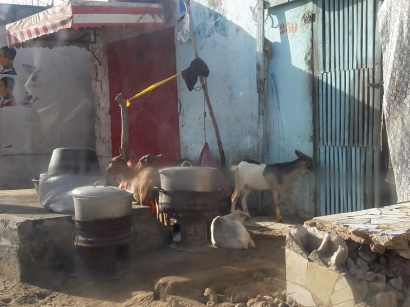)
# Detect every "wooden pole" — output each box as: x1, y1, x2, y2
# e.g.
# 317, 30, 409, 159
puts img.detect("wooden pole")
184, 0, 226, 169
115, 93, 129, 161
